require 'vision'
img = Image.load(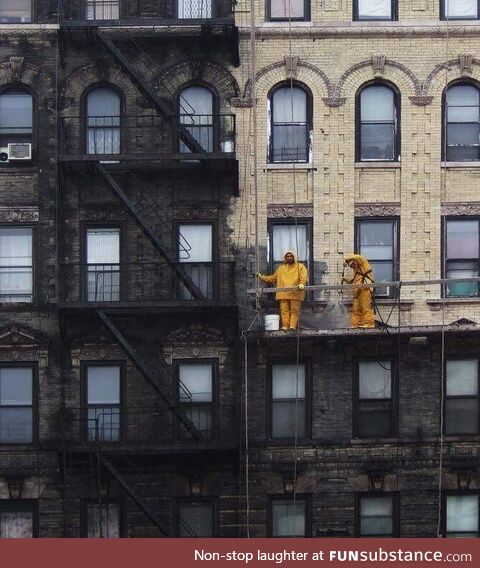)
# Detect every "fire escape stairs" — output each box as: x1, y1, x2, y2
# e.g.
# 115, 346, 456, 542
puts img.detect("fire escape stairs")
96, 309, 203, 442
